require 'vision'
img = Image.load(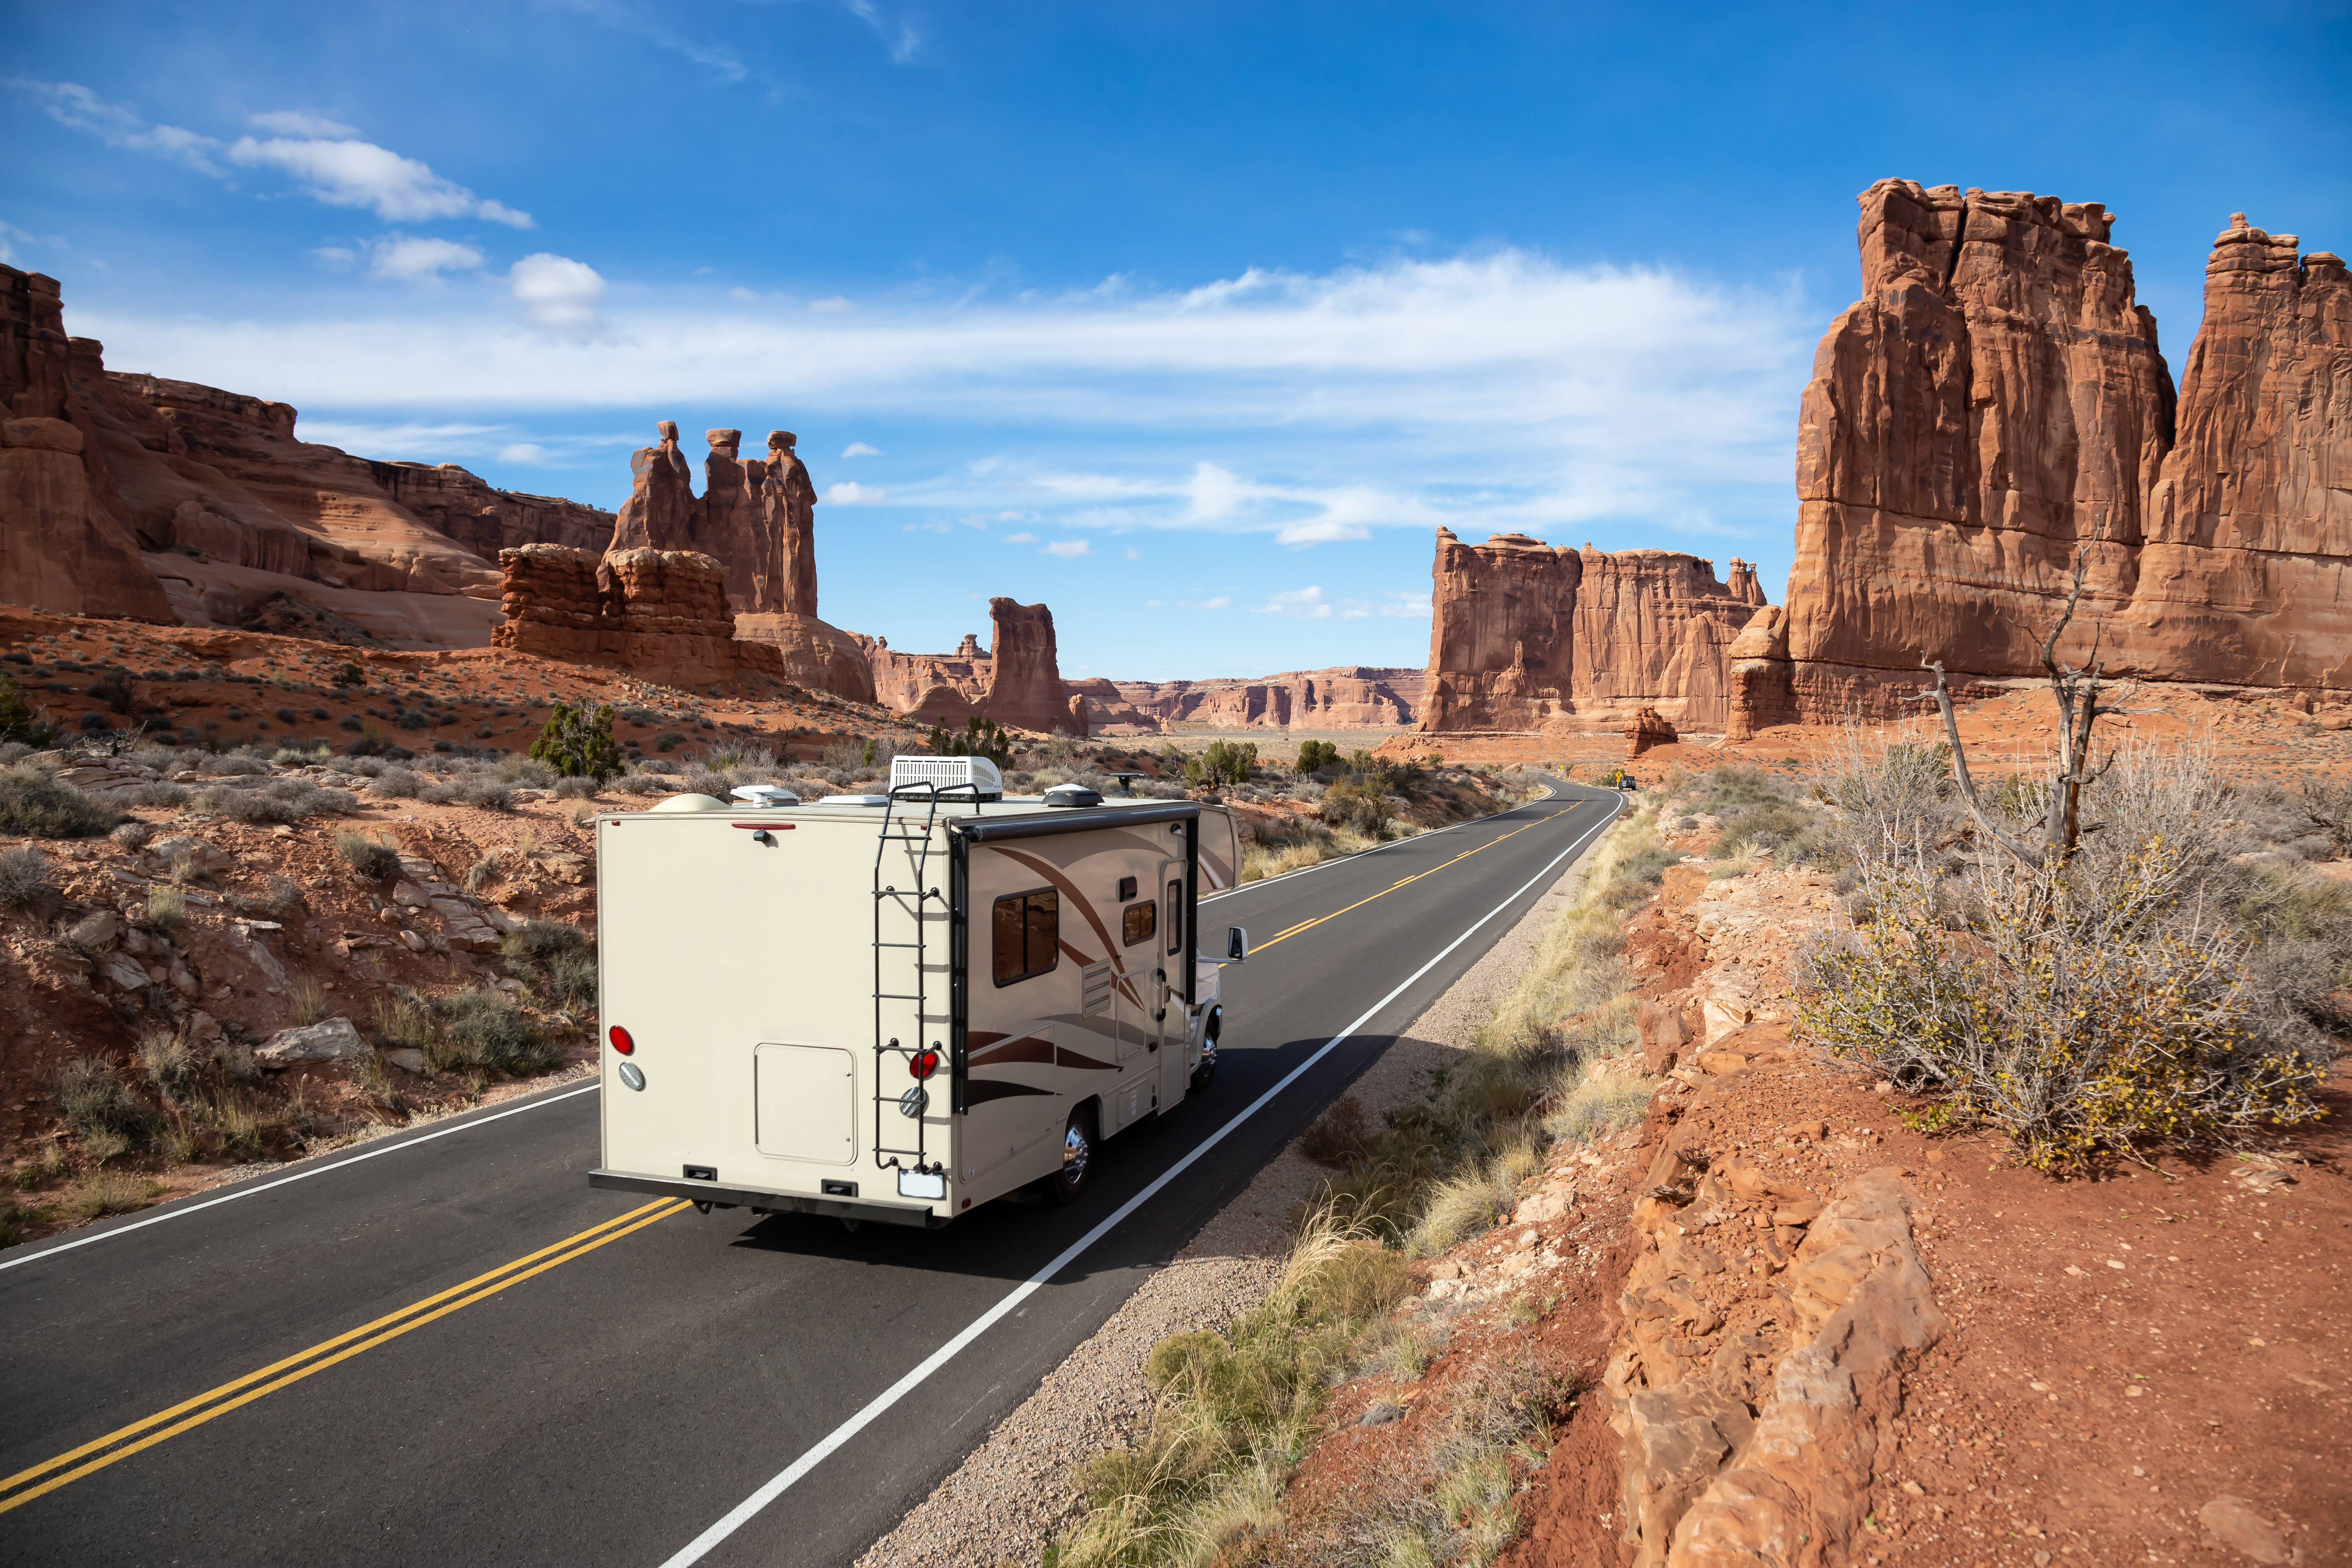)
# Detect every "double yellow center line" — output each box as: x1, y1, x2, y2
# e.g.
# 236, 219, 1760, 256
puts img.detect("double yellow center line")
1252, 806, 1573, 955
0, 1196, 690, 1517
